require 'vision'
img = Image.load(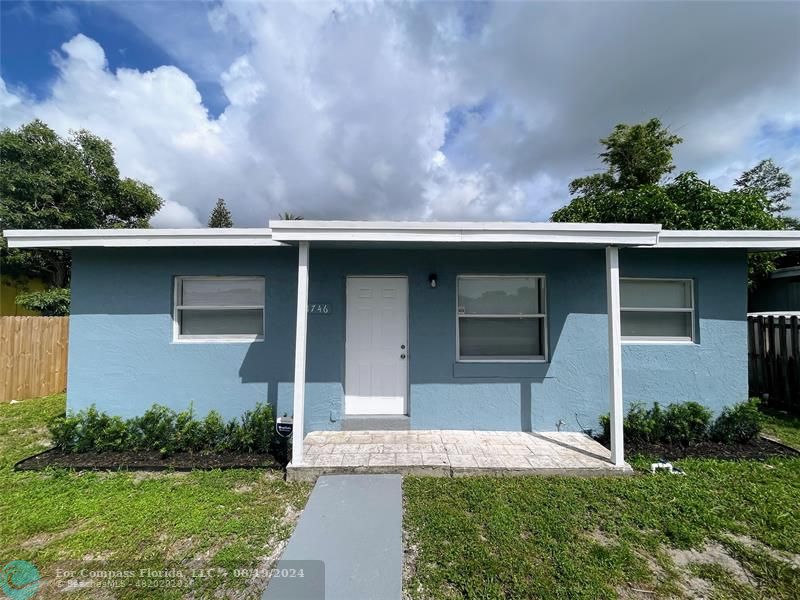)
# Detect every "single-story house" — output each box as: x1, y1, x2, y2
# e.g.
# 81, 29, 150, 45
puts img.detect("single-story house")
6, 222, 800, 470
